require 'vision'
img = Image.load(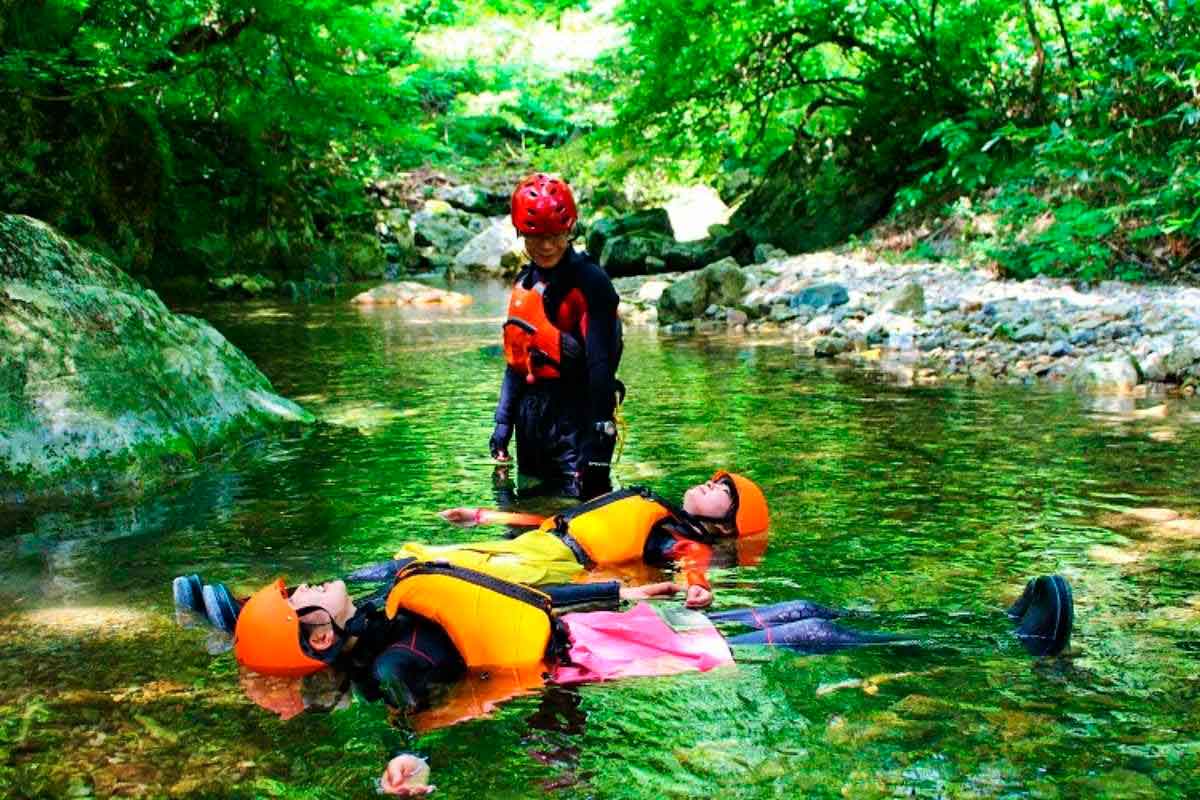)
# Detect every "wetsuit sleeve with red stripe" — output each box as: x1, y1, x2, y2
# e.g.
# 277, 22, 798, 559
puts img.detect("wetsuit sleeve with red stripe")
667, 537, 713, 590
360, 613, 465, 711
